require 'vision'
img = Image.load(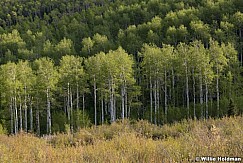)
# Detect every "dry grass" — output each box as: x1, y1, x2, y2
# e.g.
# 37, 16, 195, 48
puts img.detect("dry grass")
0, 116, 242, 162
